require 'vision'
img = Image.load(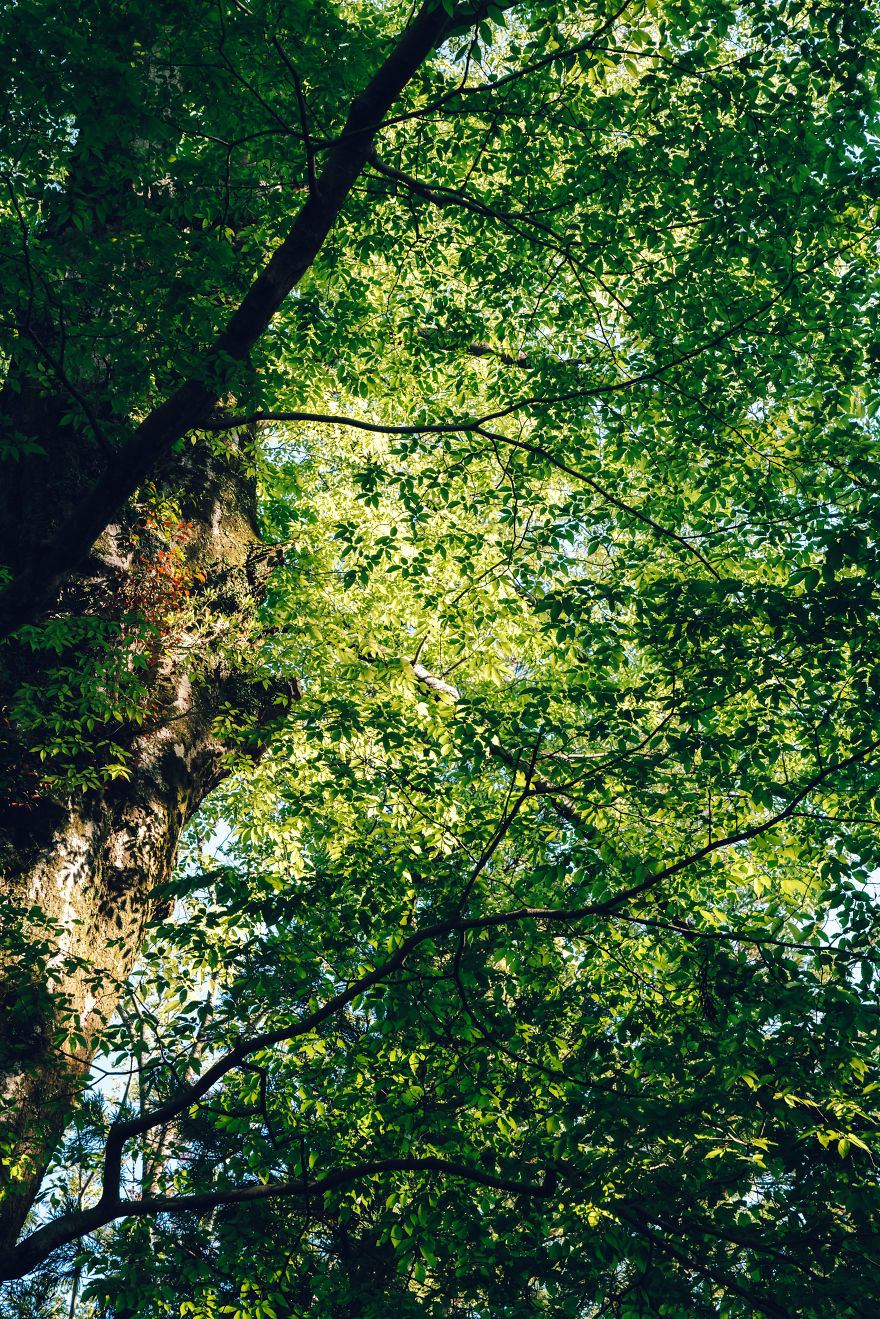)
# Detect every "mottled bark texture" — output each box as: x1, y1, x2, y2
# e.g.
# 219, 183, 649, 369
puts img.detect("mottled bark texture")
0, 398, 282, 1253
0, 0, 457, 1261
